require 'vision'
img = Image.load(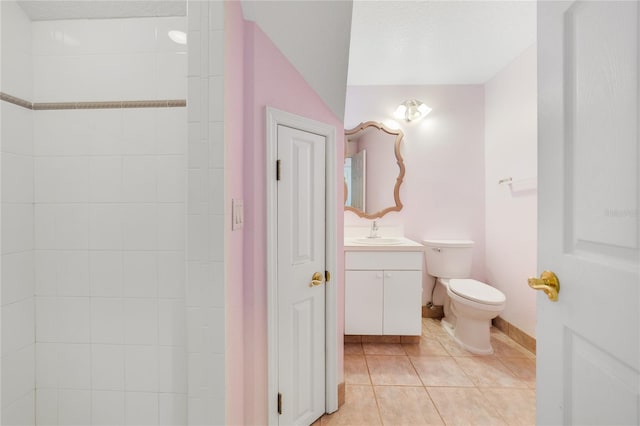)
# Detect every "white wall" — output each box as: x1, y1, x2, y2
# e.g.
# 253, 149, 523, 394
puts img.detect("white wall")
485, 45, 537, 337
345, 85, 486, 303
31, 16, 188, 425
0, 2, 36, 425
